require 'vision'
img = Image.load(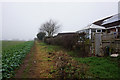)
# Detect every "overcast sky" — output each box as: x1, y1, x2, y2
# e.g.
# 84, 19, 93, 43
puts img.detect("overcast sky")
1, 2, 118, 40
